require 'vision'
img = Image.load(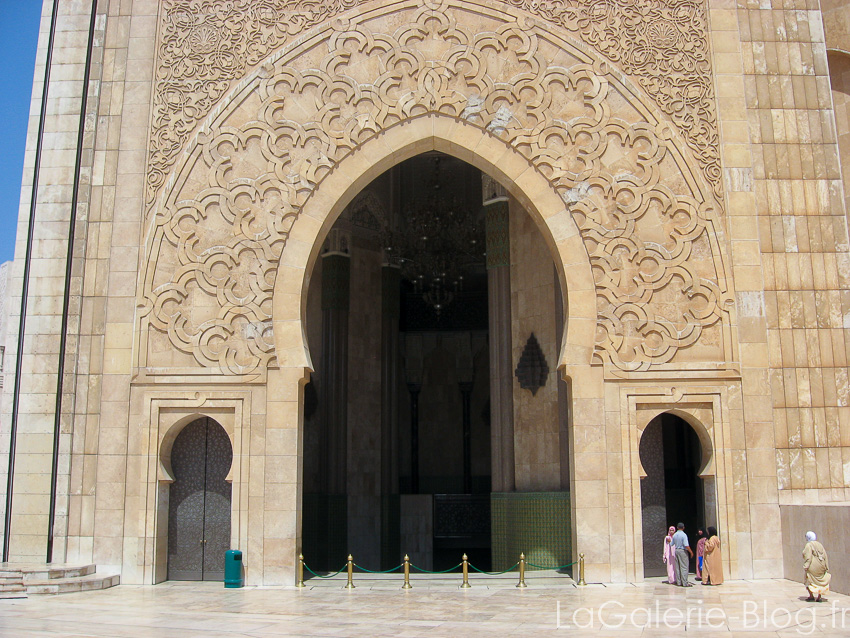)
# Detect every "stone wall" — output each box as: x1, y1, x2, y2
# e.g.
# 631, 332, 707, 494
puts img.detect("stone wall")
509, 199, 562, 492
3, 0, 850, 586
829, 51, 850, 241
823, 0, 850, 53
0, 260, 11, 534
780, 503, 850, 596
